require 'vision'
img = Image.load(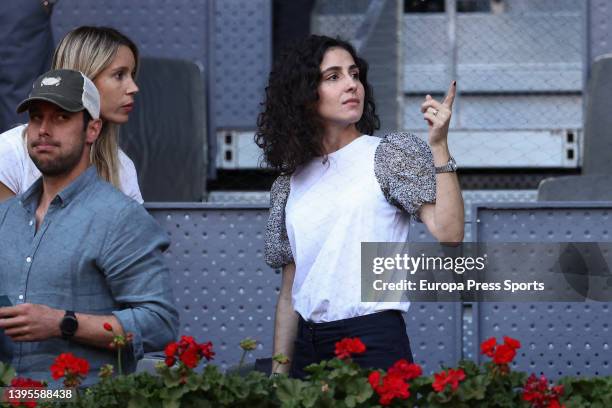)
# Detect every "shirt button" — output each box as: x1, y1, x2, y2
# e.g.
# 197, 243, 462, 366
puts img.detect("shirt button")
26, 257, 32, 263
29, 220, 34, 226
18, 295, 23, 300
